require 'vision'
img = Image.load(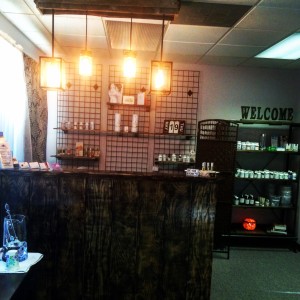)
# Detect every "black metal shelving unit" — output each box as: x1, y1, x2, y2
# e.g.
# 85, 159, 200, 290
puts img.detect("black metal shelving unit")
231, 120, 300, 251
